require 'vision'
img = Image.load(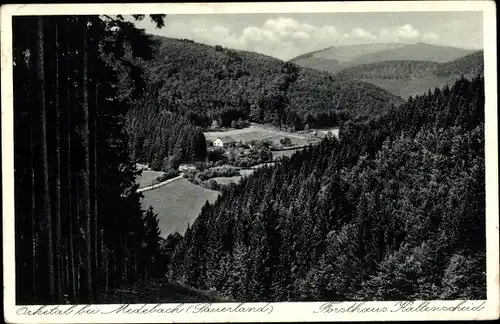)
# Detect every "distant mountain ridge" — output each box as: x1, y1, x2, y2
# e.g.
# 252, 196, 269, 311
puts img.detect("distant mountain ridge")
290, 42, 479, 74
335, 50, 484, 98
291, 42, 482, 98
353, 42, 478, 64
290, 43, 408, 62
337, 51, 484, 80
